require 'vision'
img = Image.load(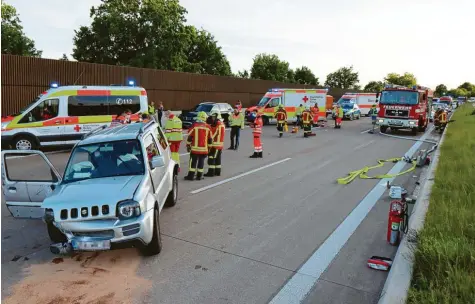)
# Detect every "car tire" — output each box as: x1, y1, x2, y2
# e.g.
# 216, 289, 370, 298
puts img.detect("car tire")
47, 222, 67, 243
350, 114, 354, 121
141, 208, 162, 256
165, 173, 178, 208
13, 135, 37, 151
356, 113, 360, 120
380, 126, 388, 133
411, 128, 418, 135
